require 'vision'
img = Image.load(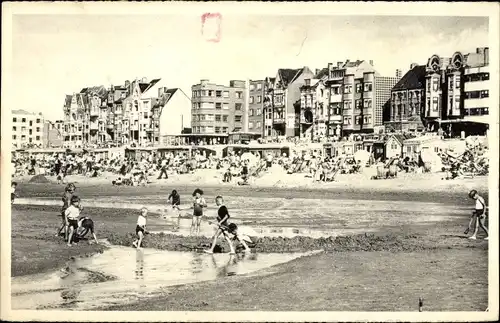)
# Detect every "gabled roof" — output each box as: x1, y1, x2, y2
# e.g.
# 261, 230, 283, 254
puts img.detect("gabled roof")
343, 60, 364, 68
278, 68, 302, 86
139, 78, 161, 95
64, 95, 72, 108
385, 133, 415, 146
314, 67, 329, 80
392, 65, 426, 91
